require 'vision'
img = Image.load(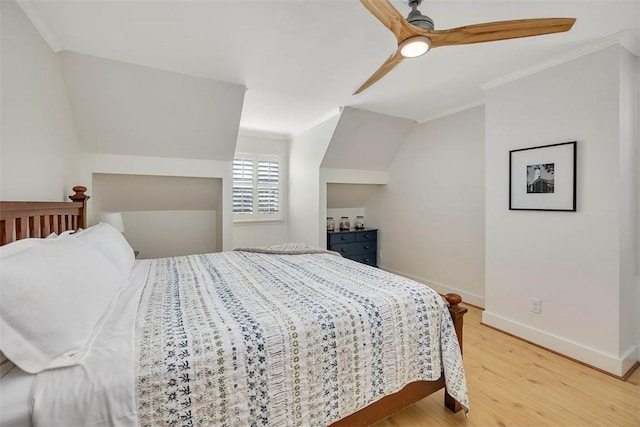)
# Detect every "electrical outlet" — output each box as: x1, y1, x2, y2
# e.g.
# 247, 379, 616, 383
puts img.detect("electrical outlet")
530, 298, 542, 314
